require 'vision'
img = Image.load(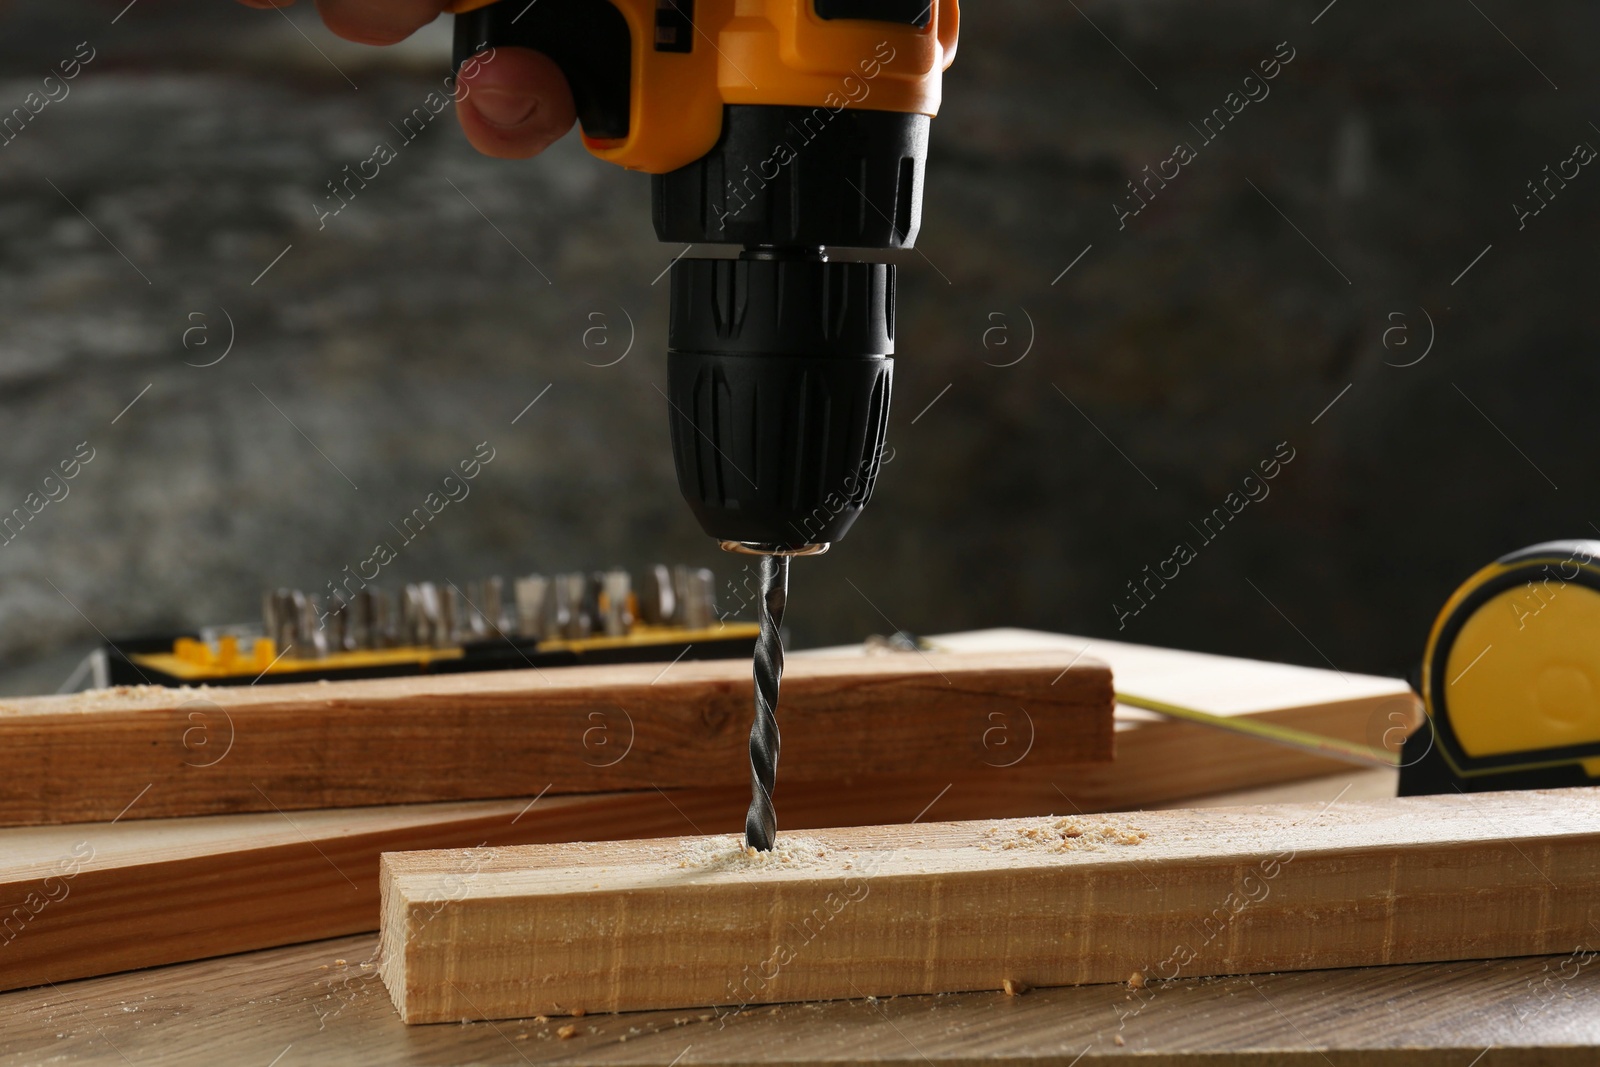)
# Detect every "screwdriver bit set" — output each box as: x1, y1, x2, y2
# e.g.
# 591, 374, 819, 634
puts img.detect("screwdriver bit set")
102, 563, 757, 687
